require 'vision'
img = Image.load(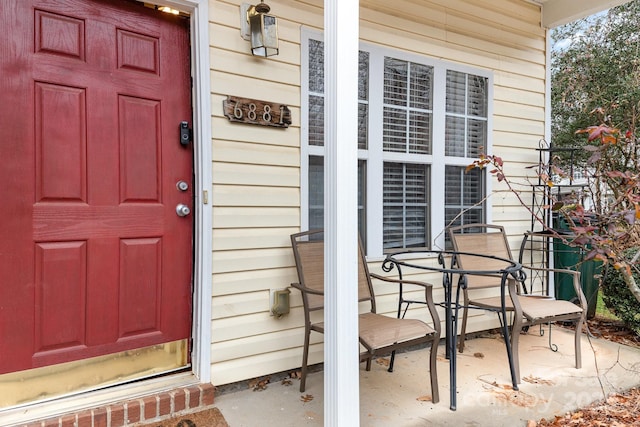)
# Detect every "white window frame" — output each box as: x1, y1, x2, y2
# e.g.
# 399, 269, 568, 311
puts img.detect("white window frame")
301, 27, 493, 258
